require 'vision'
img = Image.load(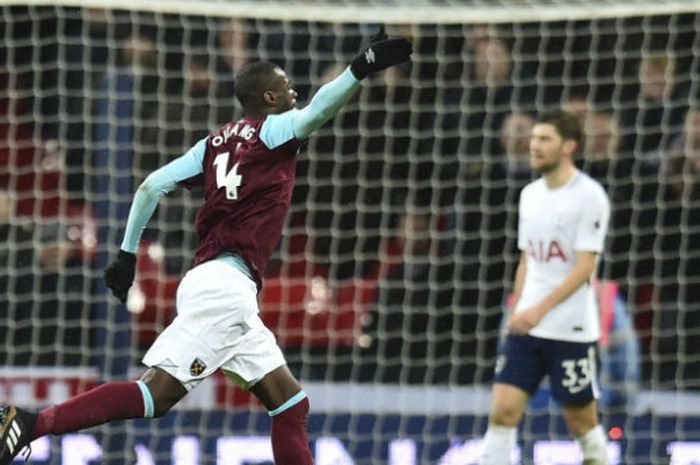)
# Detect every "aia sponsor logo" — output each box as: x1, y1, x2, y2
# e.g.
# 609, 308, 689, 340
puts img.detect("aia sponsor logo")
527, 239, 567, 262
